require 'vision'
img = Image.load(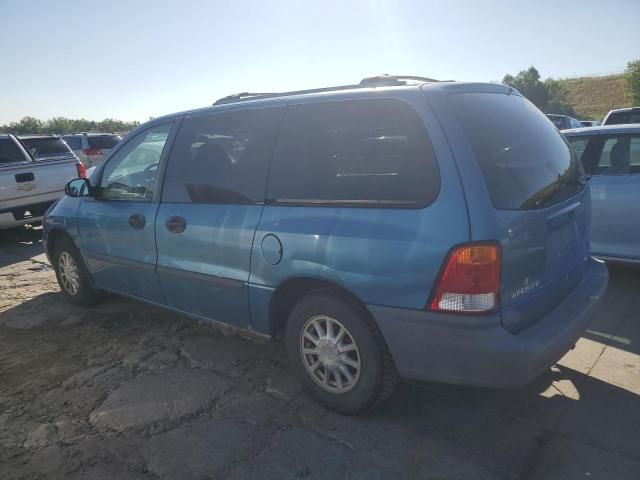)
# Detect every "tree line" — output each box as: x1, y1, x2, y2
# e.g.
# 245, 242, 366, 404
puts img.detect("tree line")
502, 67, 579, 117
0, 116, 140, 135
502, 59, 640, 119
3, 61, 639, 134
